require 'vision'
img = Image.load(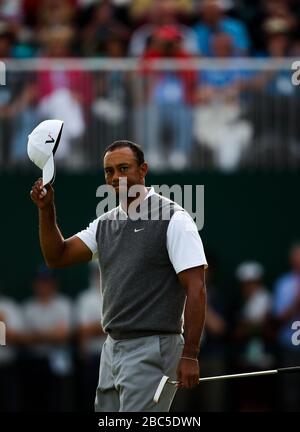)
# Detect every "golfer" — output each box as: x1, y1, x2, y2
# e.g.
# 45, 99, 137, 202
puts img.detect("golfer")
30, 140, 207, 412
